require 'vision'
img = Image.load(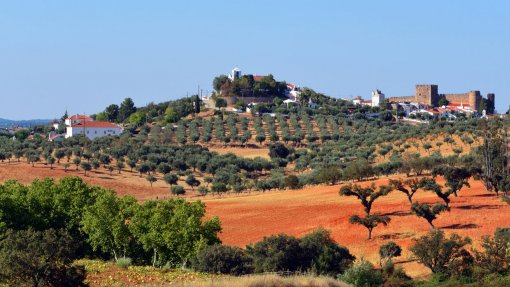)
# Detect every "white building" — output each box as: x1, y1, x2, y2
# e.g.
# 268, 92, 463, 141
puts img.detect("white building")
228, 67, 242, 81
65, 114, 93, 126
66, 121, 122, 140
371, 89, 385, 107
